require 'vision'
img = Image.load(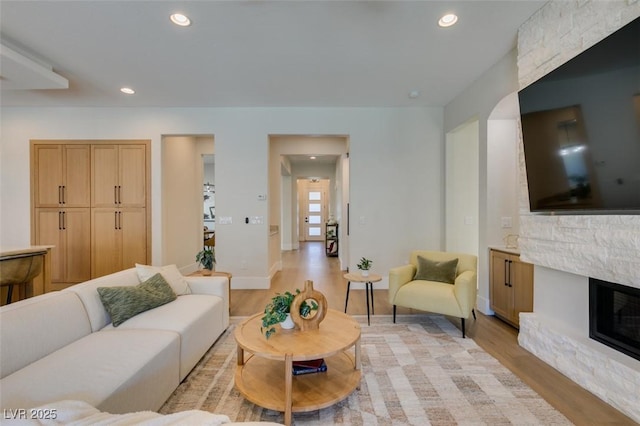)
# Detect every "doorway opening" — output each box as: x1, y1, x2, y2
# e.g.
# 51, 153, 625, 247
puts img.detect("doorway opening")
160, 134, 214, 269
268, 135, 349, 279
